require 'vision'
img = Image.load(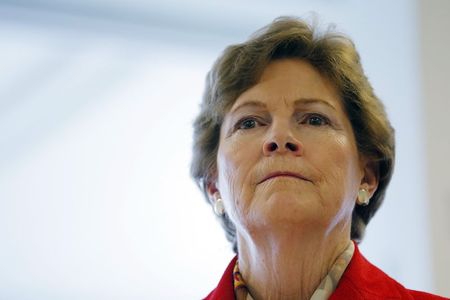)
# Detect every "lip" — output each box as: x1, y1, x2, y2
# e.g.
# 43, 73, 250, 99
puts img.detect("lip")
258, 171, 310, 184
